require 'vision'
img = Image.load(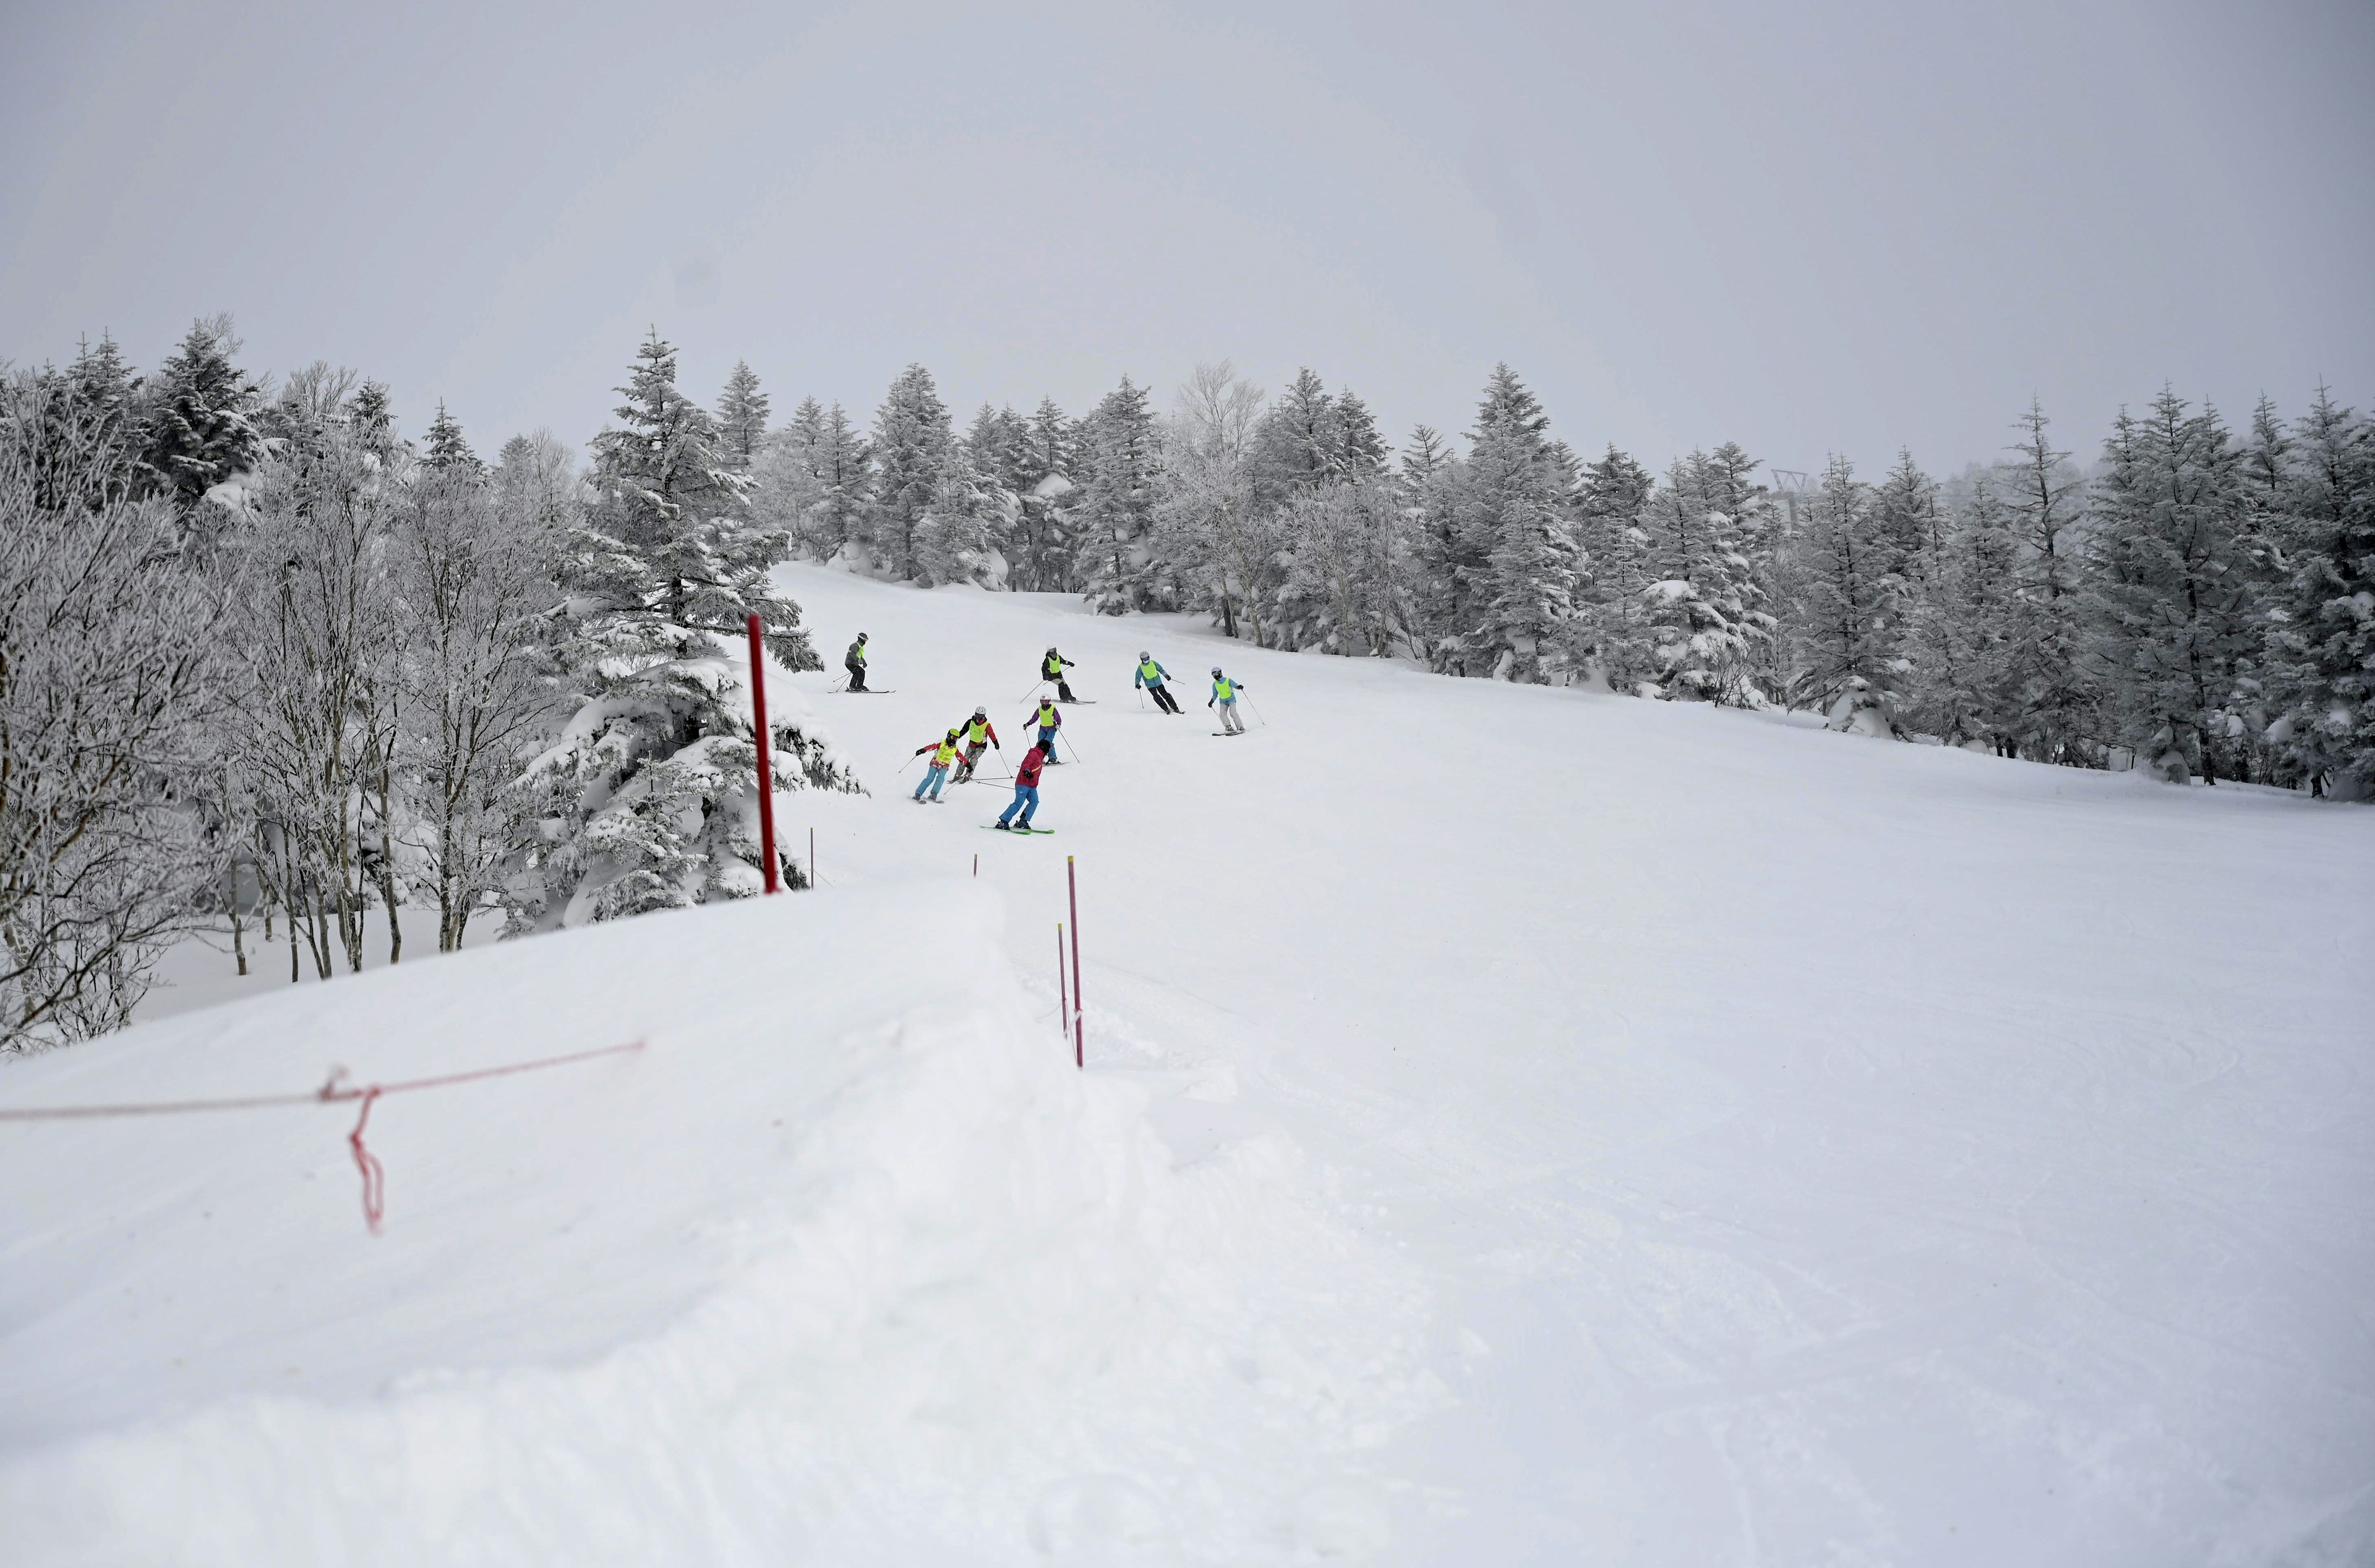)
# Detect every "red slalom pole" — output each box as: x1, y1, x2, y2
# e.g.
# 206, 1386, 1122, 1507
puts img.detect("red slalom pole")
1056, 924, 1068, 1041
1068, 855, 1083, 1069
745, 613, 779, 895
